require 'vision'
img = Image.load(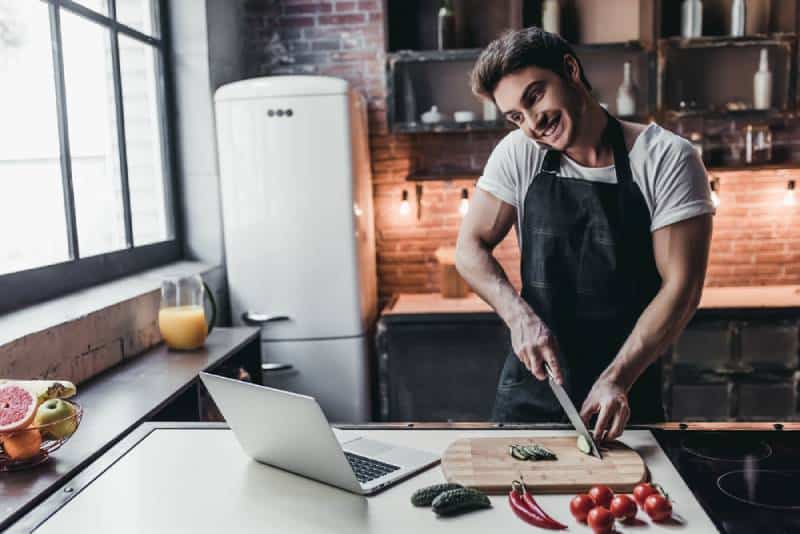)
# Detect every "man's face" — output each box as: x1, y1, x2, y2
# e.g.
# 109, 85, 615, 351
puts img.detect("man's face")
493, 61, 584, 151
